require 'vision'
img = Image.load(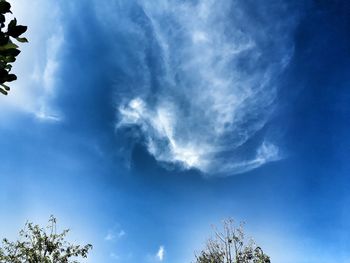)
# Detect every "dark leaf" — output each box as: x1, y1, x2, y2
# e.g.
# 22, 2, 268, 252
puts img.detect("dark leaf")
0, 34, 9, 45
15, 37, 28, 43
4, 55, 16, 63
1, 83, 10, 91
0, 42, 18, 50
1, 48, 20, 57
7, 25, 27, 38
0, 87, 8, 95
7, 18, 16, 28
0, 1, 11, 14
5, 73, 17, 82
0, 68, 8, 78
